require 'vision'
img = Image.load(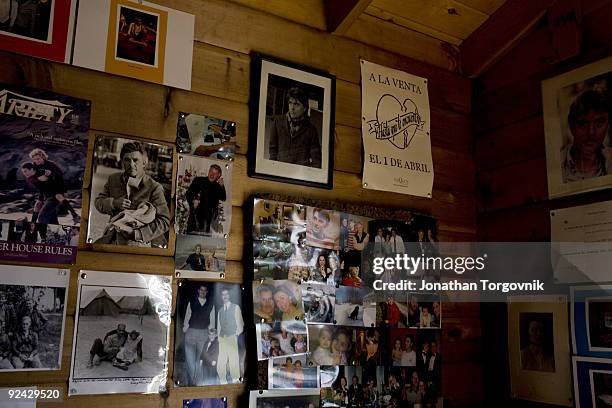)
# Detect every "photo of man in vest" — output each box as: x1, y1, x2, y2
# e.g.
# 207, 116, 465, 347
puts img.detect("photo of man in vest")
182, 284, 215, 386
215, 287, 244, 384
